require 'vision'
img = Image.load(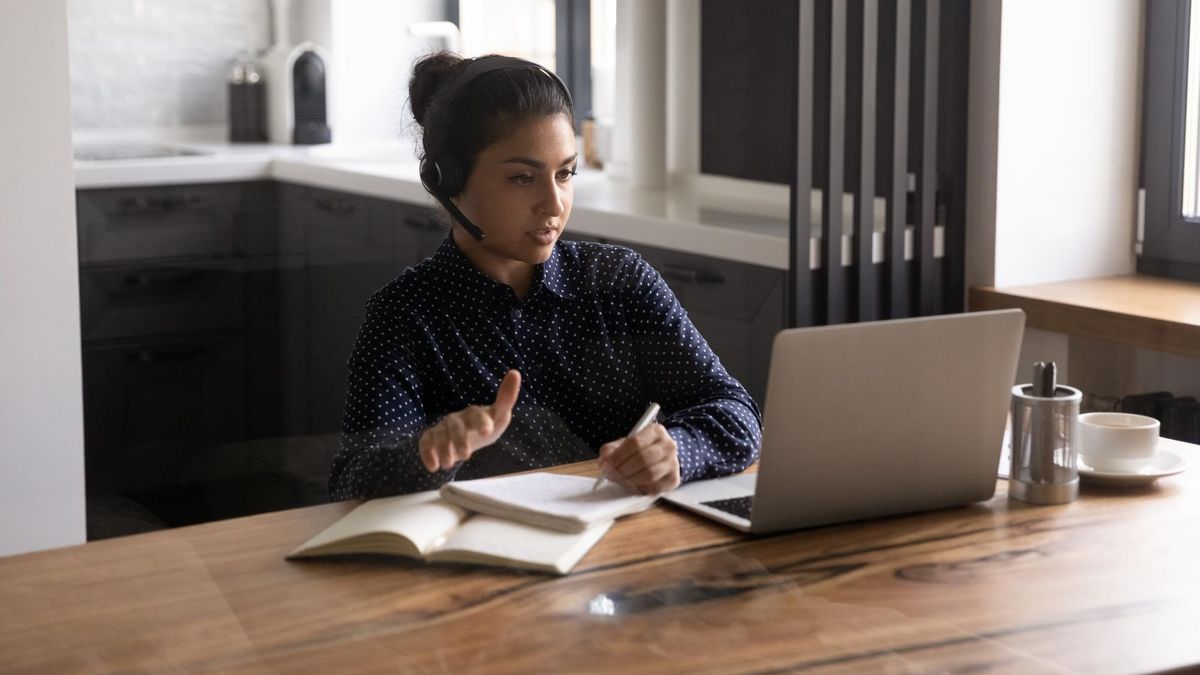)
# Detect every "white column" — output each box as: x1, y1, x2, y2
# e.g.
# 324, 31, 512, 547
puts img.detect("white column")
667, 0, 700, 183
0, 0, 87, 555
612, 0, 668, 188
